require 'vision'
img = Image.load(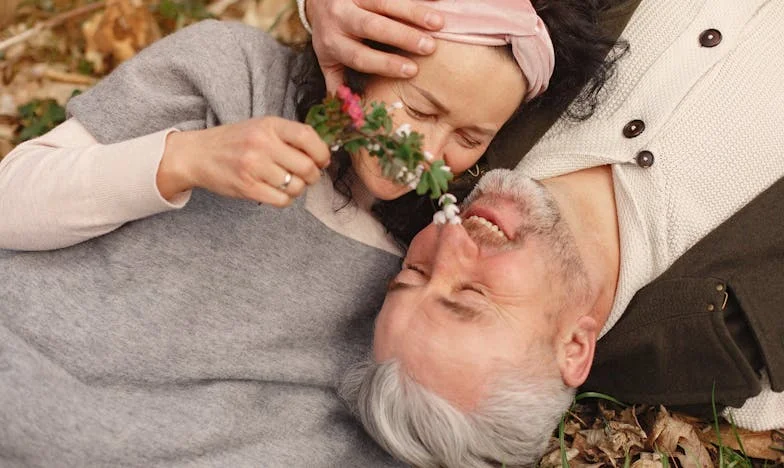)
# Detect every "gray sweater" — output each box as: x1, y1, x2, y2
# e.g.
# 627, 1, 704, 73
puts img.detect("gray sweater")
0, 20, 403, 467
